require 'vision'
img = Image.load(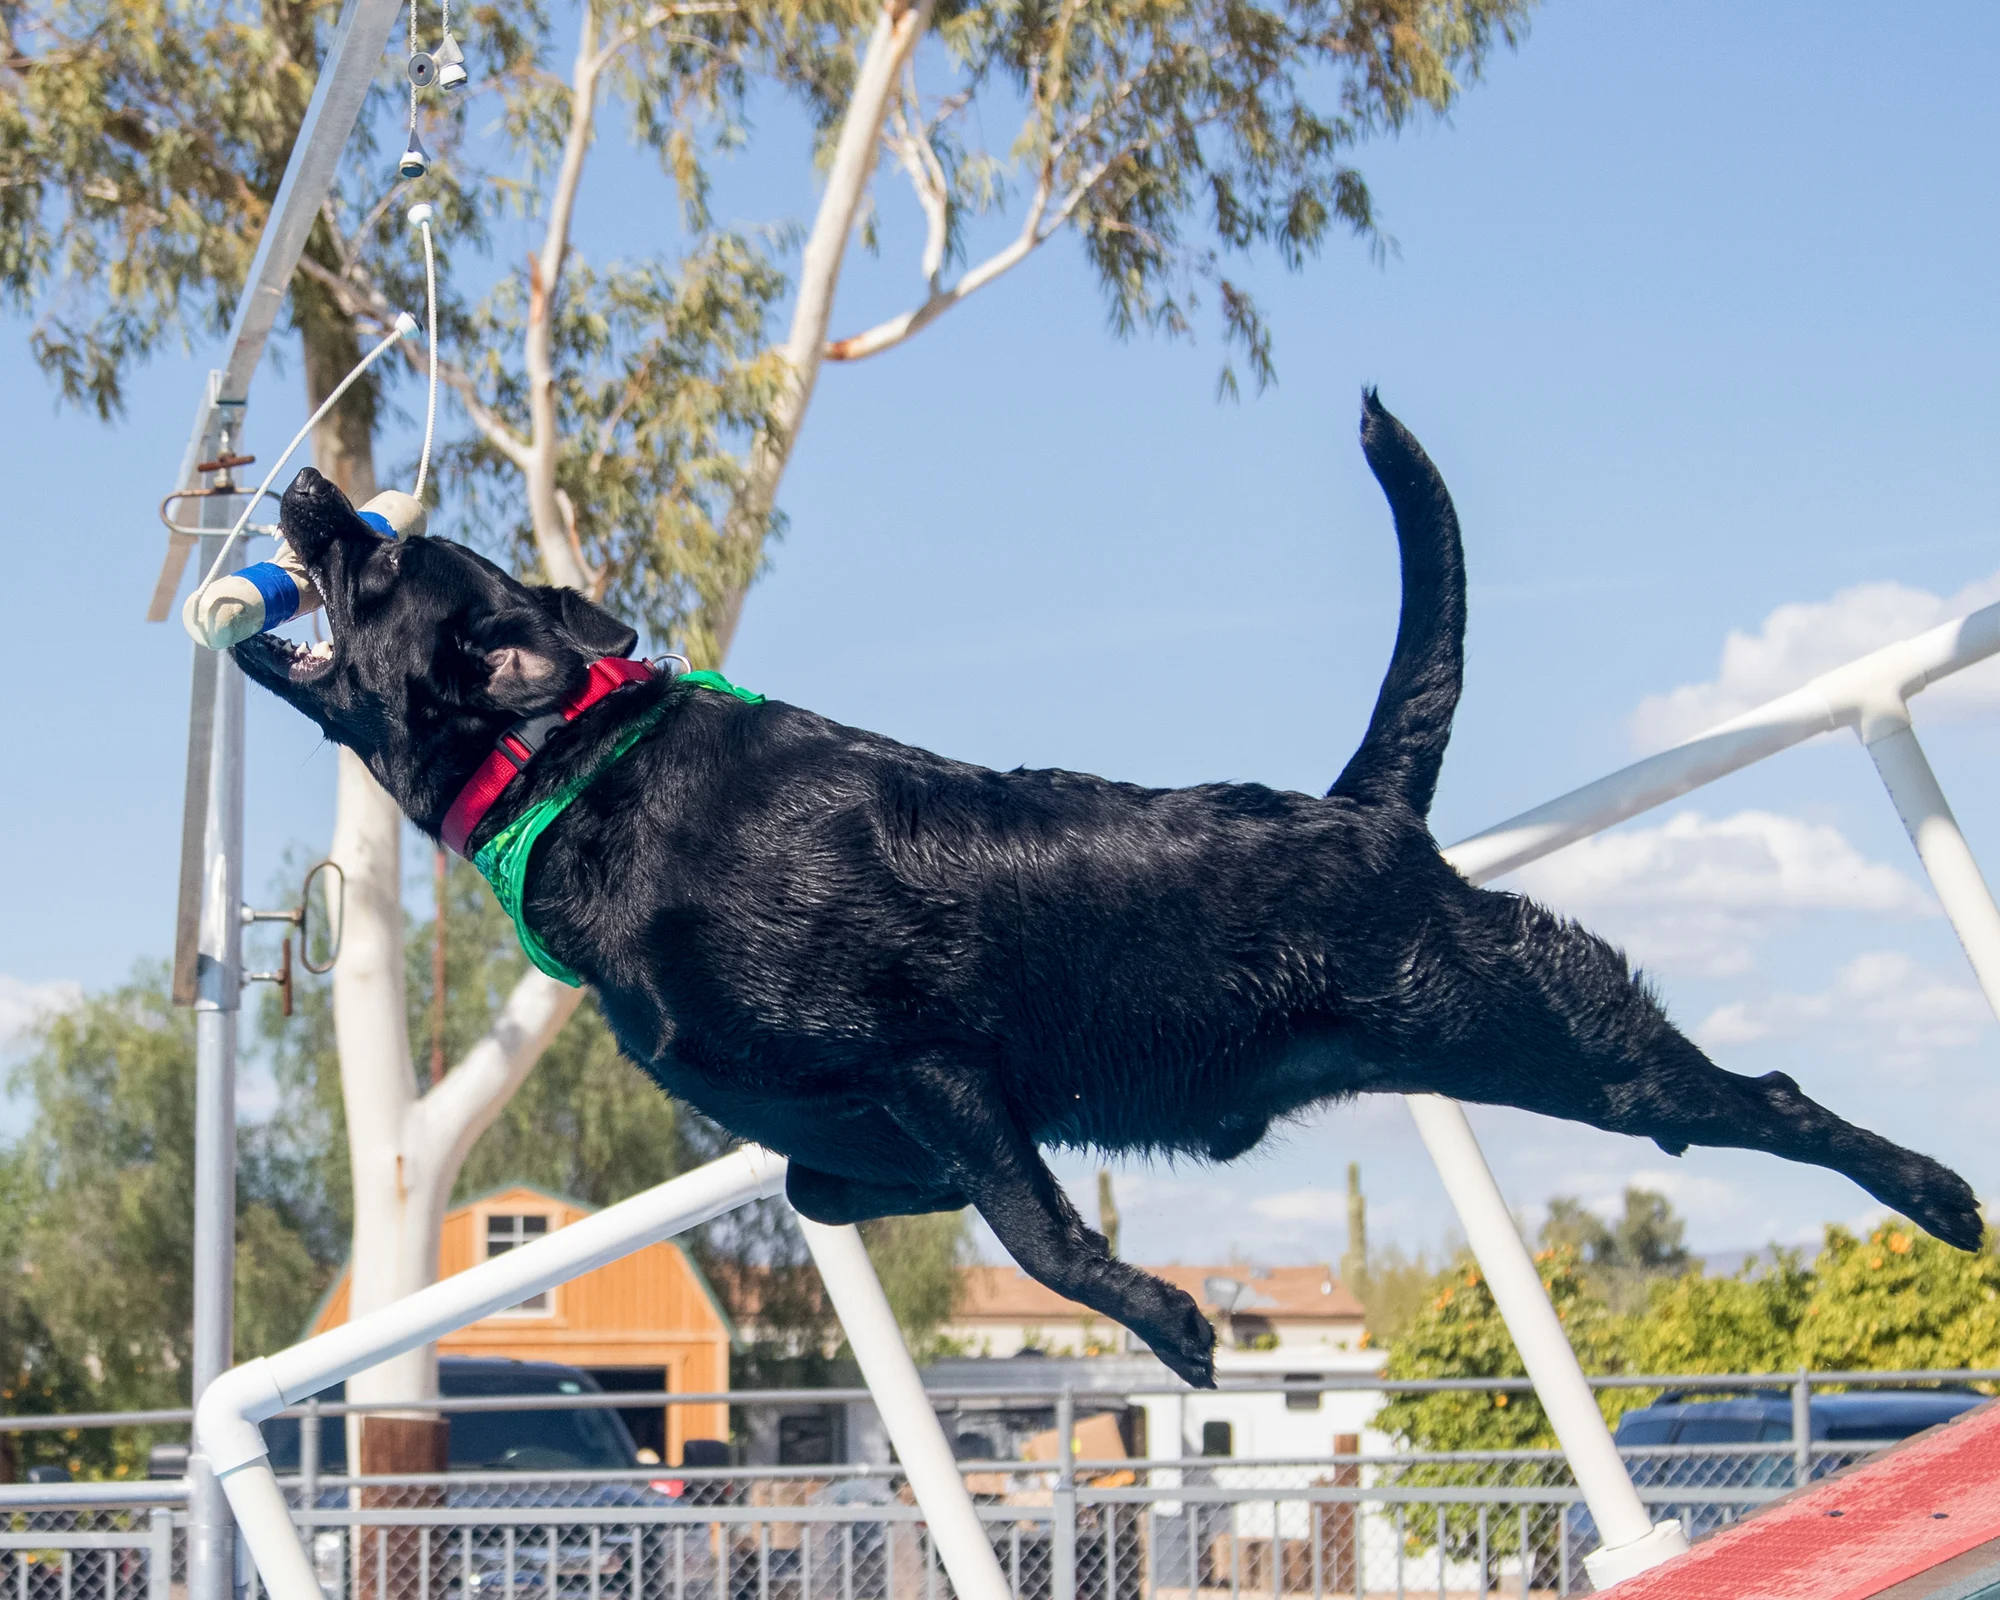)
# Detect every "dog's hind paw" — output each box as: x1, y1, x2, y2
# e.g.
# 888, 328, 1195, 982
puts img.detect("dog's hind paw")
1909, 1186, 1985, 1253
1884, 1157, 1985, 1252
1133, 1287, 1218, 1389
